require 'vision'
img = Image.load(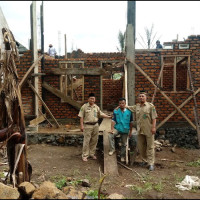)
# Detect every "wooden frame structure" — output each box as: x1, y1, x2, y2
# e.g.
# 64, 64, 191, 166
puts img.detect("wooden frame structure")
59, 61, 84, 103
160, 55, 190, 93
125, 56, 200, 145
100, 60, 124, 110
